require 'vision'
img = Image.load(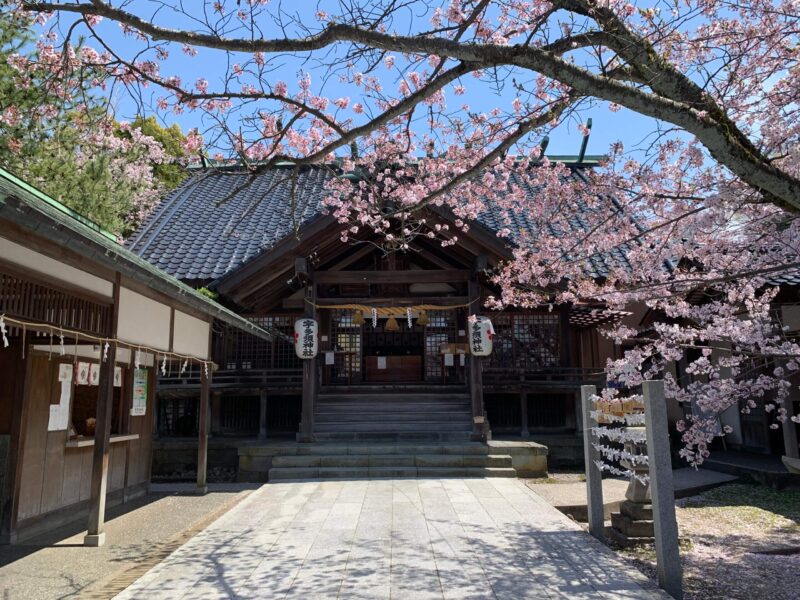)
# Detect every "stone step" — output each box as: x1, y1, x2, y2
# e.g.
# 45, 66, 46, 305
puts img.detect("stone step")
317, 395, 471, 404
314, 412, 472, 422
268, 466, 517, 480
313, 431, 473, 442
289, 443, 490, 456
319, 385, 468, 394
314, 422, 471, 432
272, 453, 512, 469
315, 402, 471, 410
